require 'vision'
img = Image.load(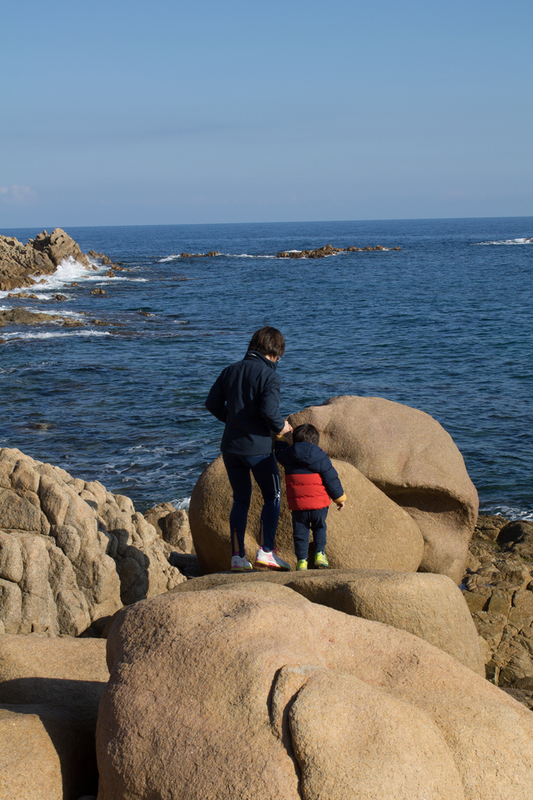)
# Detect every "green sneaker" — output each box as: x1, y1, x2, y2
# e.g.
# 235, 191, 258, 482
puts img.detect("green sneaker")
297, 559, 308, 571
314, 551, 329, 569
